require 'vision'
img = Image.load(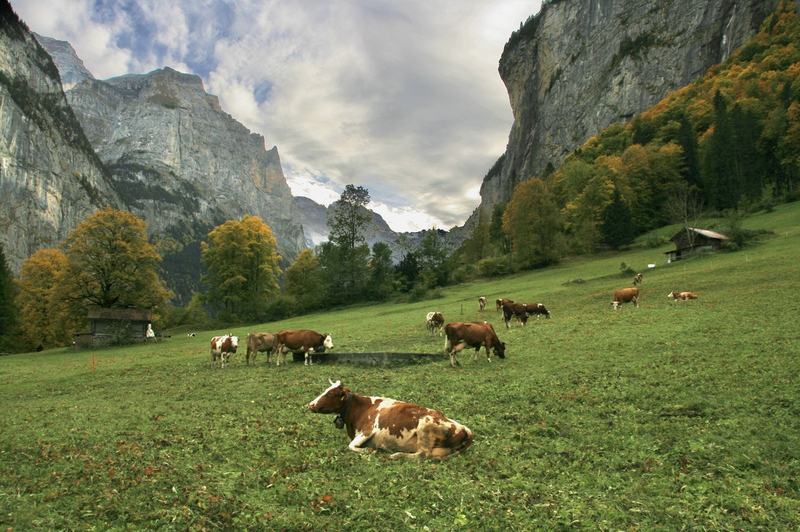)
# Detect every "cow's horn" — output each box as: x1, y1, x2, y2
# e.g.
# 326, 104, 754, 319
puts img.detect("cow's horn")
329, 378, 335, 385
